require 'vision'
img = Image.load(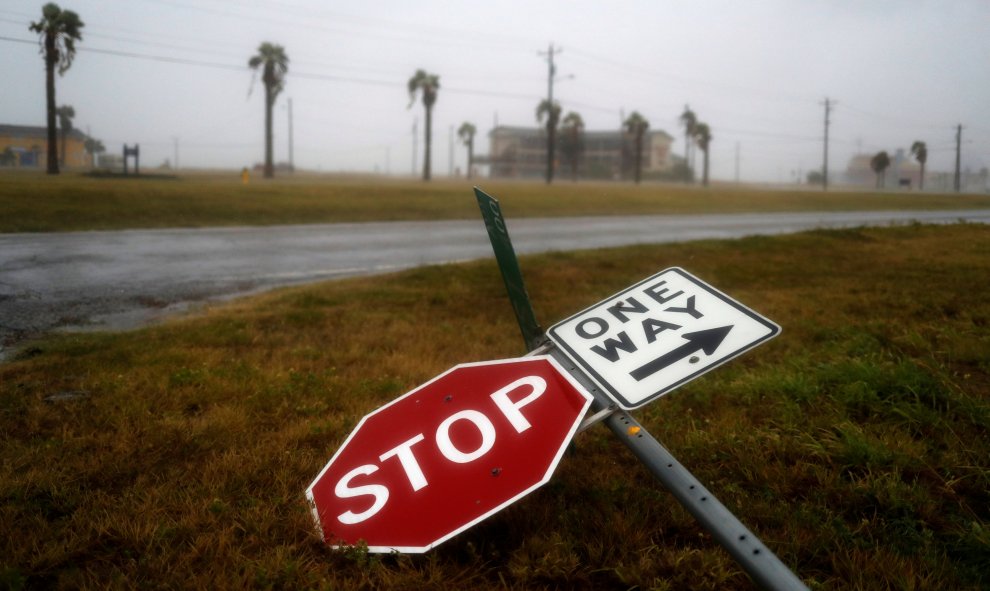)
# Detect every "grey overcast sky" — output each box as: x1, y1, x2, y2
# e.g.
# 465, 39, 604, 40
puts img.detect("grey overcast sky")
2, 0, 988, 183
